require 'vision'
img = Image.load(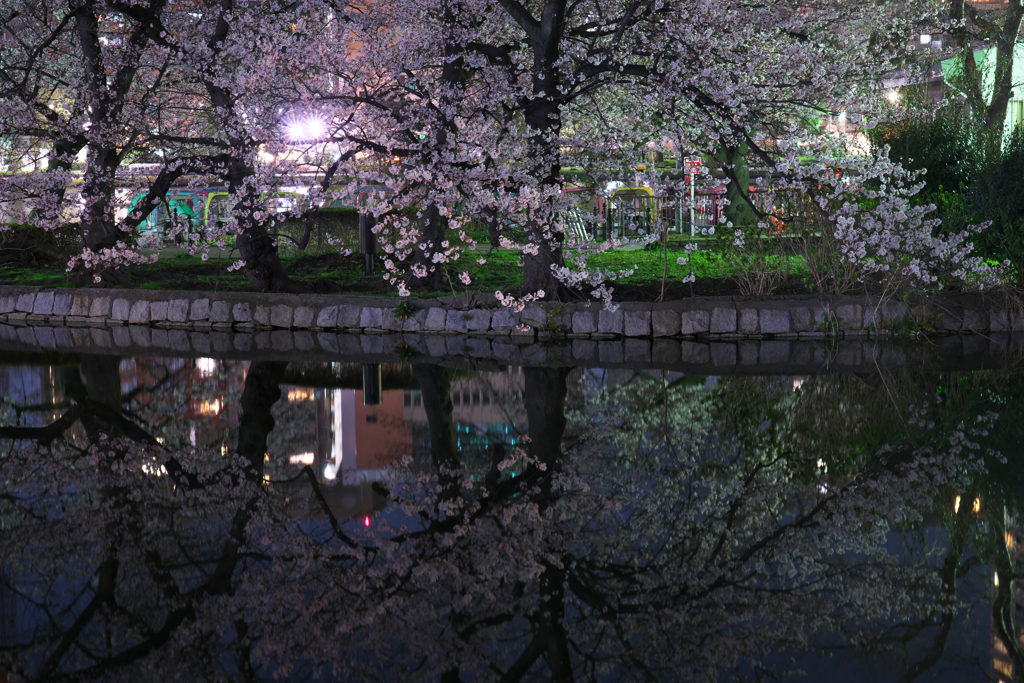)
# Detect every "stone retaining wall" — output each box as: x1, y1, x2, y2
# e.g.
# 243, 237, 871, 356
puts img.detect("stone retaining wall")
0, 285, 1020, 340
